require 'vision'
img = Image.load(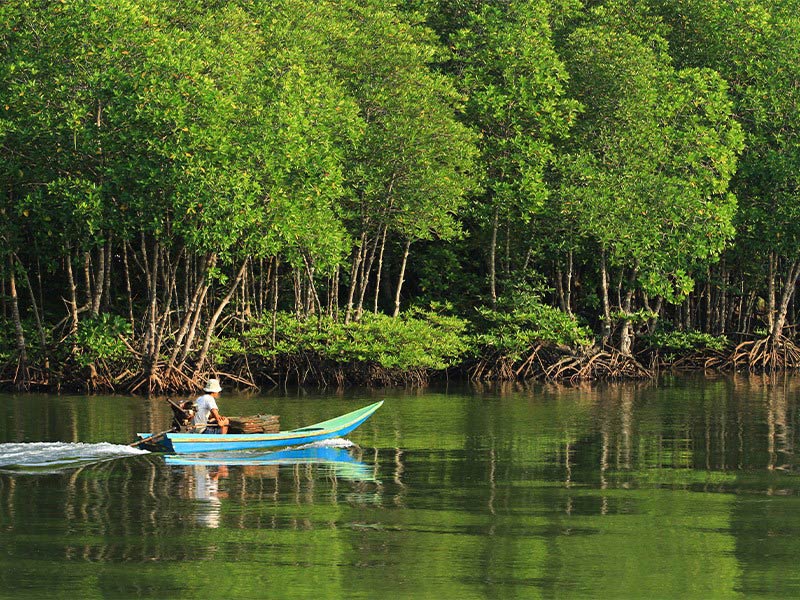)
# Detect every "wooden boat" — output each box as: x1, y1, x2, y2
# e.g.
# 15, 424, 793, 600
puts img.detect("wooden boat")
136, 401, 383, 454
